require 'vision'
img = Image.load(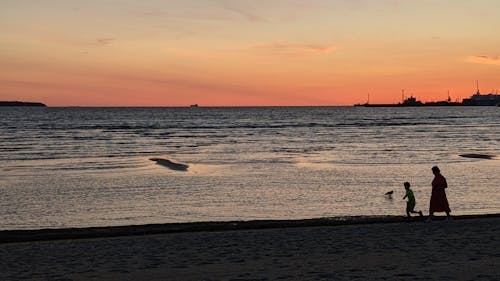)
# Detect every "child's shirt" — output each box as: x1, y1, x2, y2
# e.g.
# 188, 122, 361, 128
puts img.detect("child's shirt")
406, 189, 416, 204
